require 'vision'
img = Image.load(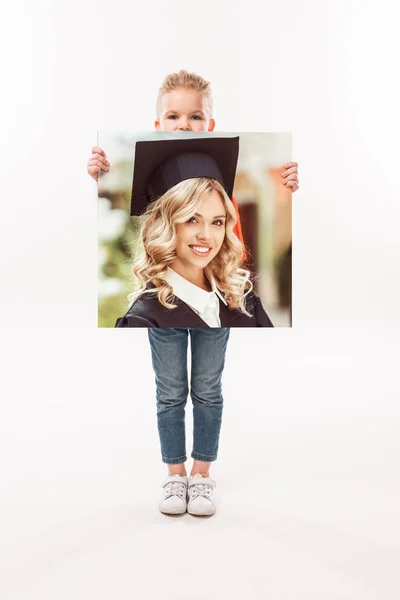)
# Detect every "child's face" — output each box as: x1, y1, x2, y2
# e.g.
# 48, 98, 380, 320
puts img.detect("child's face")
171, 189, 226, 274
155, 88, 215, 132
